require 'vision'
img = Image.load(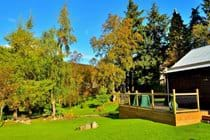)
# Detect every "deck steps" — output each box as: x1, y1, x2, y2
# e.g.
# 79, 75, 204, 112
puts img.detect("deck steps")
202, 115, 210, 123
201, 110, 210, 123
